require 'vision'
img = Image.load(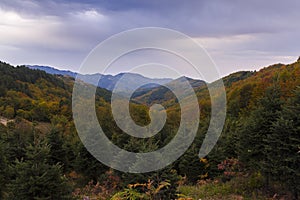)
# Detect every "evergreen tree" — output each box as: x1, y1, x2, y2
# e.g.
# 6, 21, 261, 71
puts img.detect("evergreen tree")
8, 141, 72, 199
0, 140, 8, 198
238, 84, 282, 186
269, 87, 300, 198
178, 144, 208, 183
47, 128, 66, 167
73, 141, 108, 183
